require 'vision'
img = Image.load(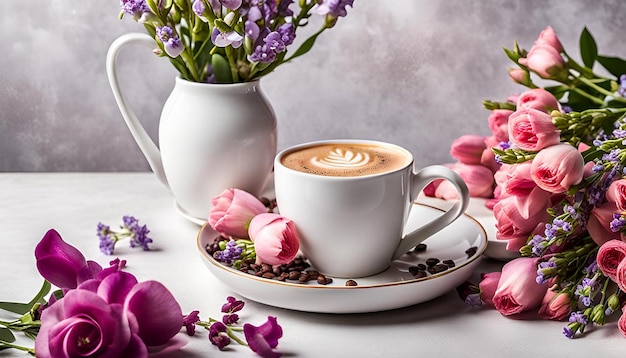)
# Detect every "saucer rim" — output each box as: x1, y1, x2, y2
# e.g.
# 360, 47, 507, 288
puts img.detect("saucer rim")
196, 203, 488, 290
